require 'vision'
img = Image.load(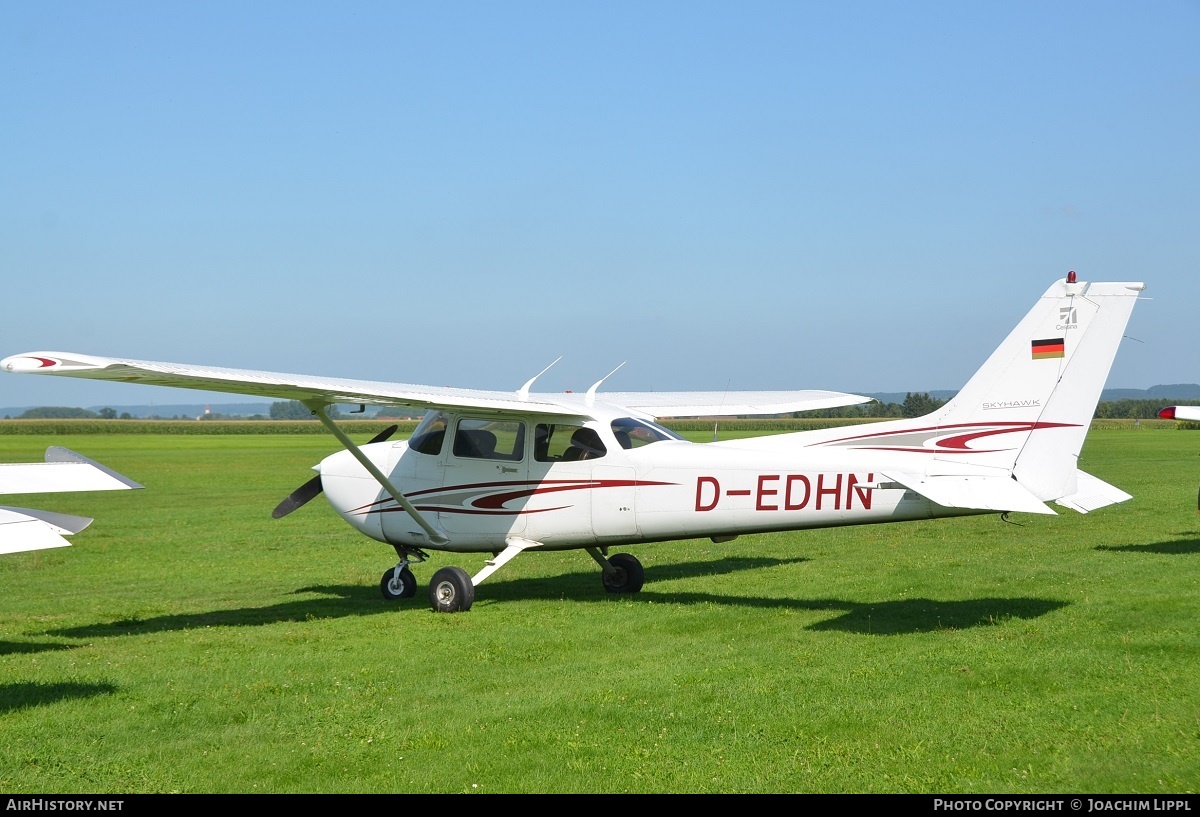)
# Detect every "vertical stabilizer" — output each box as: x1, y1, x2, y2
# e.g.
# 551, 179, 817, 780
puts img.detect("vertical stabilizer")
927, 276, 1143, 499
786, 275, 1144, 511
